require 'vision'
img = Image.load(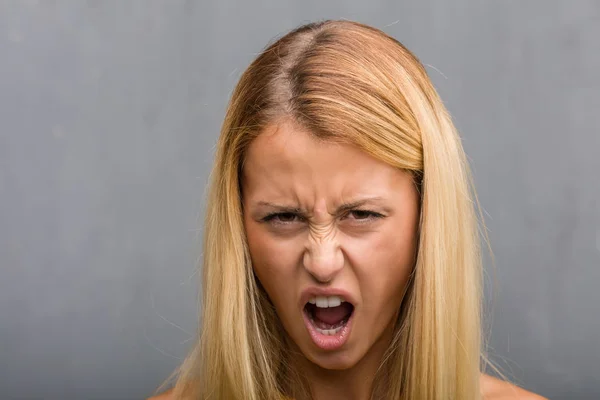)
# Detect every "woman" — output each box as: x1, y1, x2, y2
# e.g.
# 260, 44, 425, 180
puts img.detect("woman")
150, 20, 546, 400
